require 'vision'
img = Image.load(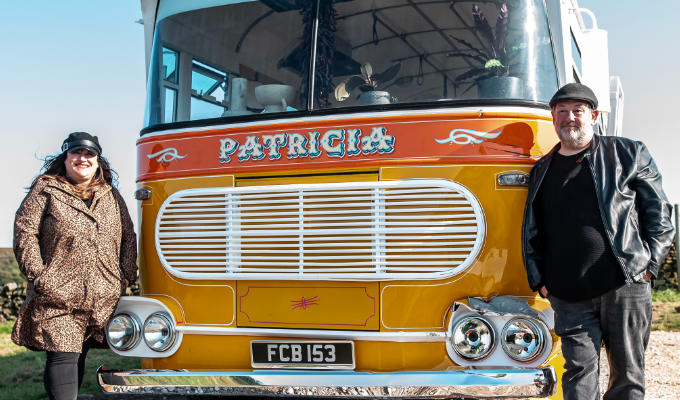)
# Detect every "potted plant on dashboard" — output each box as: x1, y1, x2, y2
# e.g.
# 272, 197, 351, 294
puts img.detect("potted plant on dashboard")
448, 2, 522, 98
334, 62, 402, 105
